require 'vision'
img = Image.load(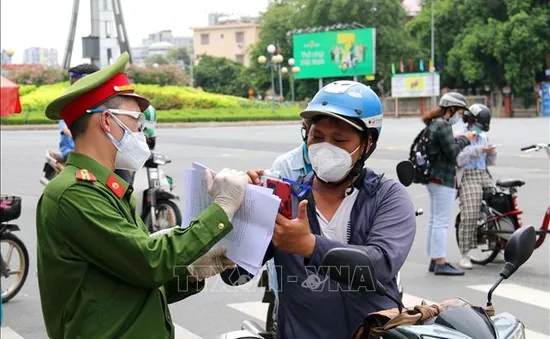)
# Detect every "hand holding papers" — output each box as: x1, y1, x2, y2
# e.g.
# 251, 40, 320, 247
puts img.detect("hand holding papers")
182, 163, 281, 276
